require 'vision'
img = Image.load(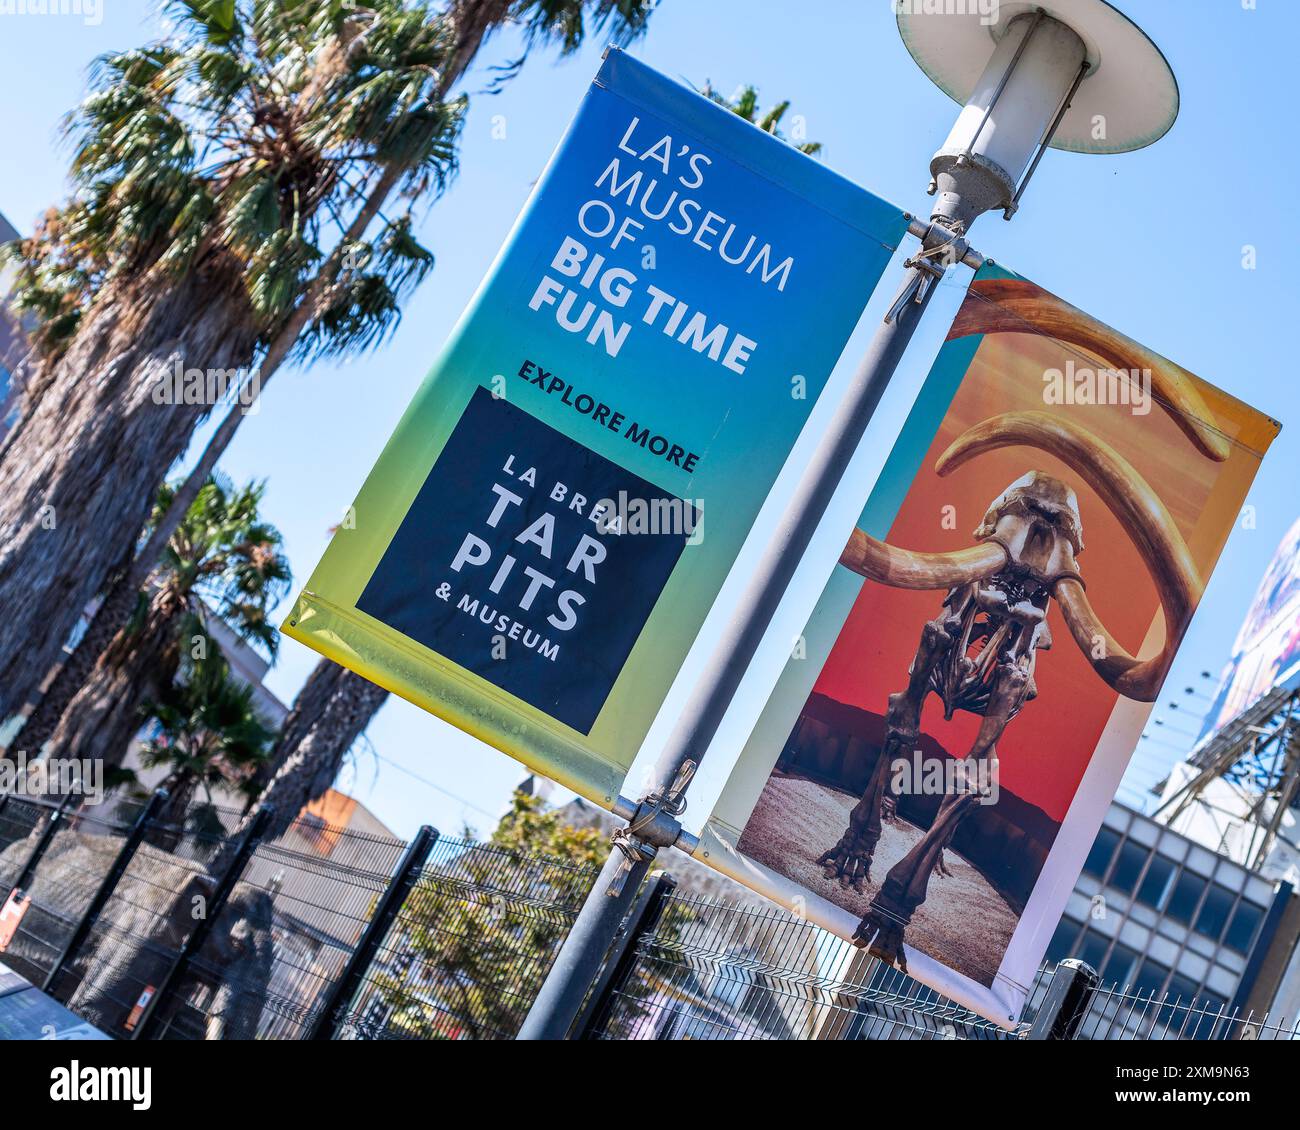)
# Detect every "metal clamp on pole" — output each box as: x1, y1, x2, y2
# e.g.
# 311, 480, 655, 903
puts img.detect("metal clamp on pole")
885, 222, 976, 324
606, 759, 695, 897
